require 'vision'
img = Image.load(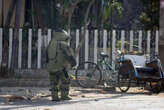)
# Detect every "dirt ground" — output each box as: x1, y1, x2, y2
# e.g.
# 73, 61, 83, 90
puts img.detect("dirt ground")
1, 86, 164, 110
0, 86, 164, 103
